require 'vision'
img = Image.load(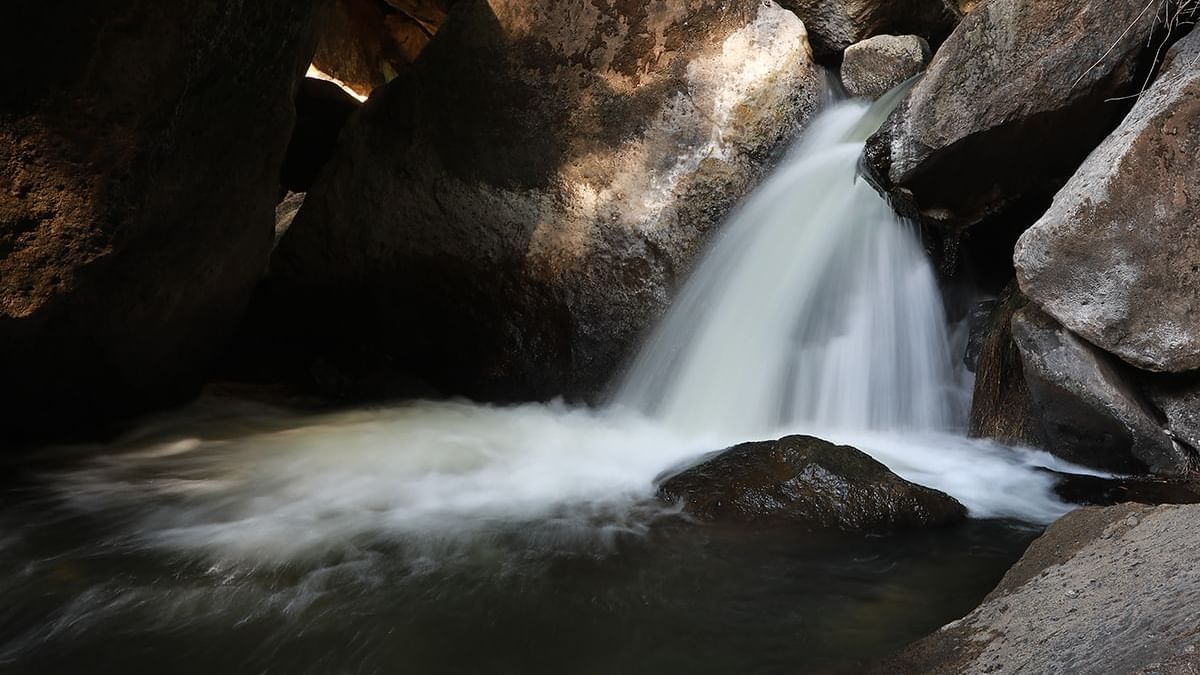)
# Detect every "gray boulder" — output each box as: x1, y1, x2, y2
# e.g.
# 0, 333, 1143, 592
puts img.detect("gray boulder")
864, 0, 1167, 231
657, 435, 968, 531
841, 34, 931, 99
271, 0, 823, 401
877, 503, 1200, 674
1012, 307, 1192, 476
776, 0, 959, 59
1015, 28, 1200, 373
